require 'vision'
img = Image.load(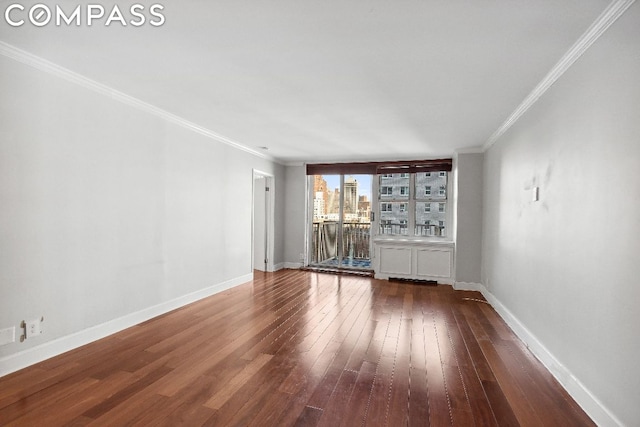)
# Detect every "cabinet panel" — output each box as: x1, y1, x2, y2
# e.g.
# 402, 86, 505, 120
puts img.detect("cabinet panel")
374, 240, 454, 283
416, 248, 452, 278
379, 247, 412, 275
